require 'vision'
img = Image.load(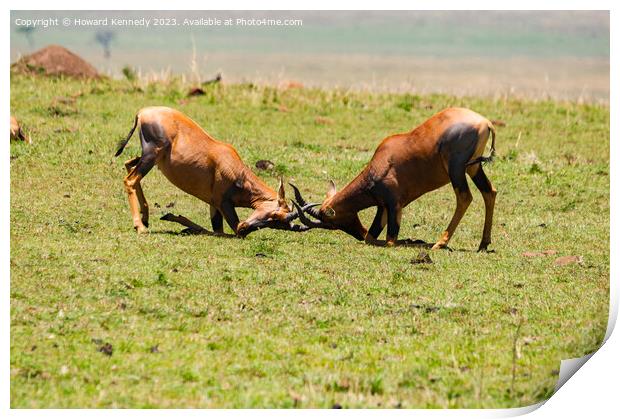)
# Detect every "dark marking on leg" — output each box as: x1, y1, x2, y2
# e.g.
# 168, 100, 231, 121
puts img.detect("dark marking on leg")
220, 200, 240, 233
368, 181, 401, 246
432, 155, 473, 249
386, 205, 401, 245
210, 205, 224, 233
469, 166, 497, 251
471, 166, 493, 193
367, 206, 386, 240
124, 156, 140, 171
